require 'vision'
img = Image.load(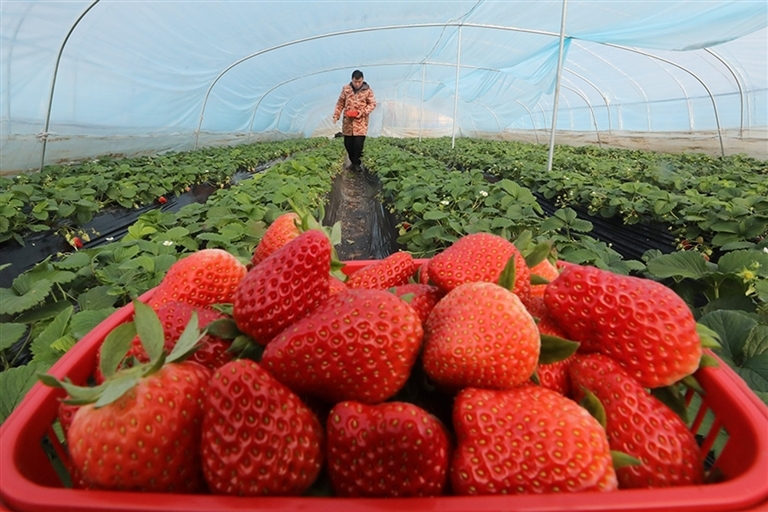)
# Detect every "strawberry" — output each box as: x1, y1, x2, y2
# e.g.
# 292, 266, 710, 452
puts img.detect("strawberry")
201, 359, 324, 496
40, 300, 213, 492
529, 257, 559, 298
158, 196, 168, 204
390, 282, 444, 325
128, 300, 231, 370
71, 236, 83, 249
149, 248, 247, 310
569, 353, 704, 488
422, 281, 539, 391
57, 400, 79, 438
327, 401, 450, 497
67, 361, 210, 492
417, 259, 432, 285
451, 386, 618, 495
544, 264, 702, 388
260, 288, 423, 404
251, 212, 301, 266
427, 232, 531, 302
345, 251, 416, 290
329, 274, 348, 295
535, 308, 574, 396
233, 229, 331, 345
